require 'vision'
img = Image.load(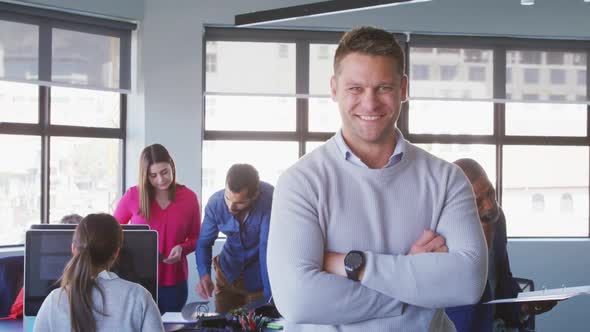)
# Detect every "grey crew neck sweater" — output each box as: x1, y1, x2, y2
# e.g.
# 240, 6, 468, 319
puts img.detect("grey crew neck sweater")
267, 136, 487, 332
